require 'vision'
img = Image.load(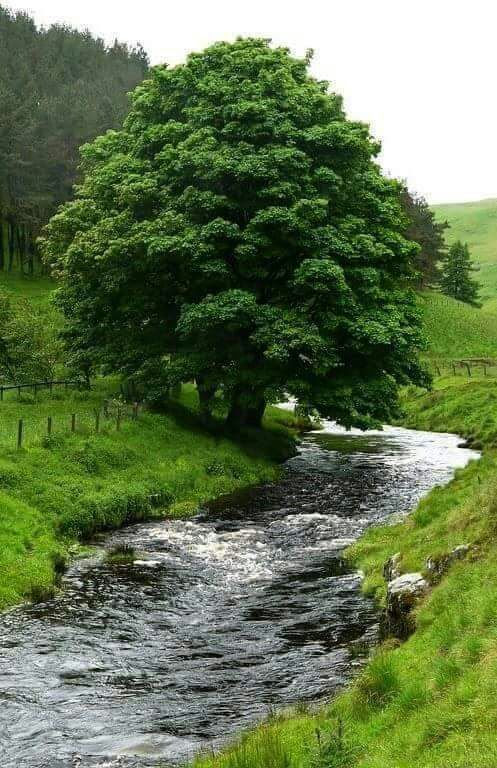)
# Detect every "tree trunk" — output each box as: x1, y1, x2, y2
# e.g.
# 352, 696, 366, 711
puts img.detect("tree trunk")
26, 230, 34, 275
7, 220, 15, 272
0, 220, 4, 271
197, 378, 217, 420
227, 388, 266, 429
